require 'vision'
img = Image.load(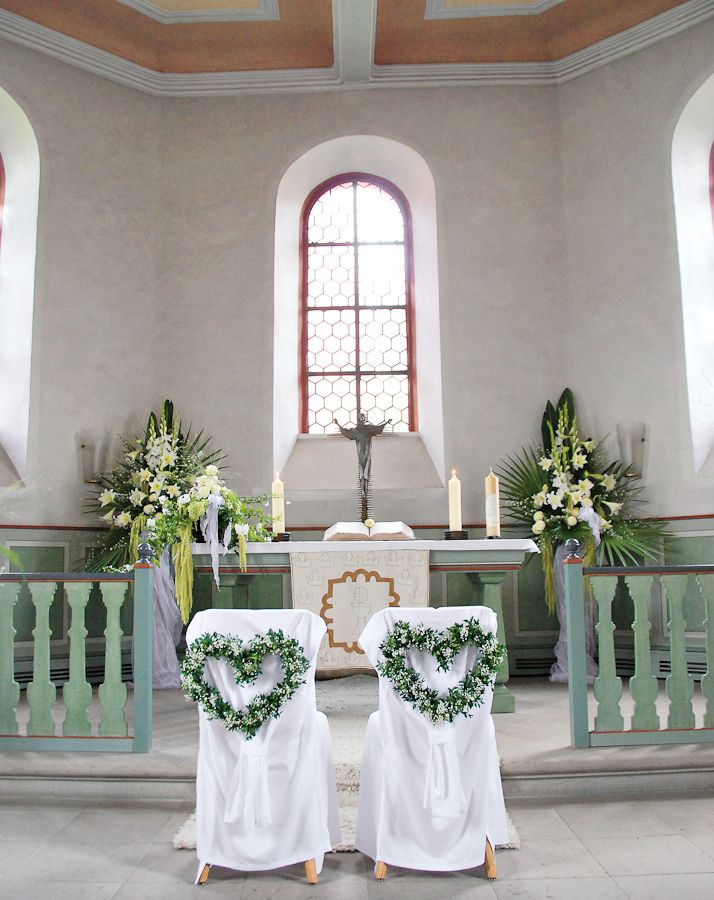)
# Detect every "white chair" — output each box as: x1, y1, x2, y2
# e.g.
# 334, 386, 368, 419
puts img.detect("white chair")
355, 605, 508, 880
186, 608, 341, 885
